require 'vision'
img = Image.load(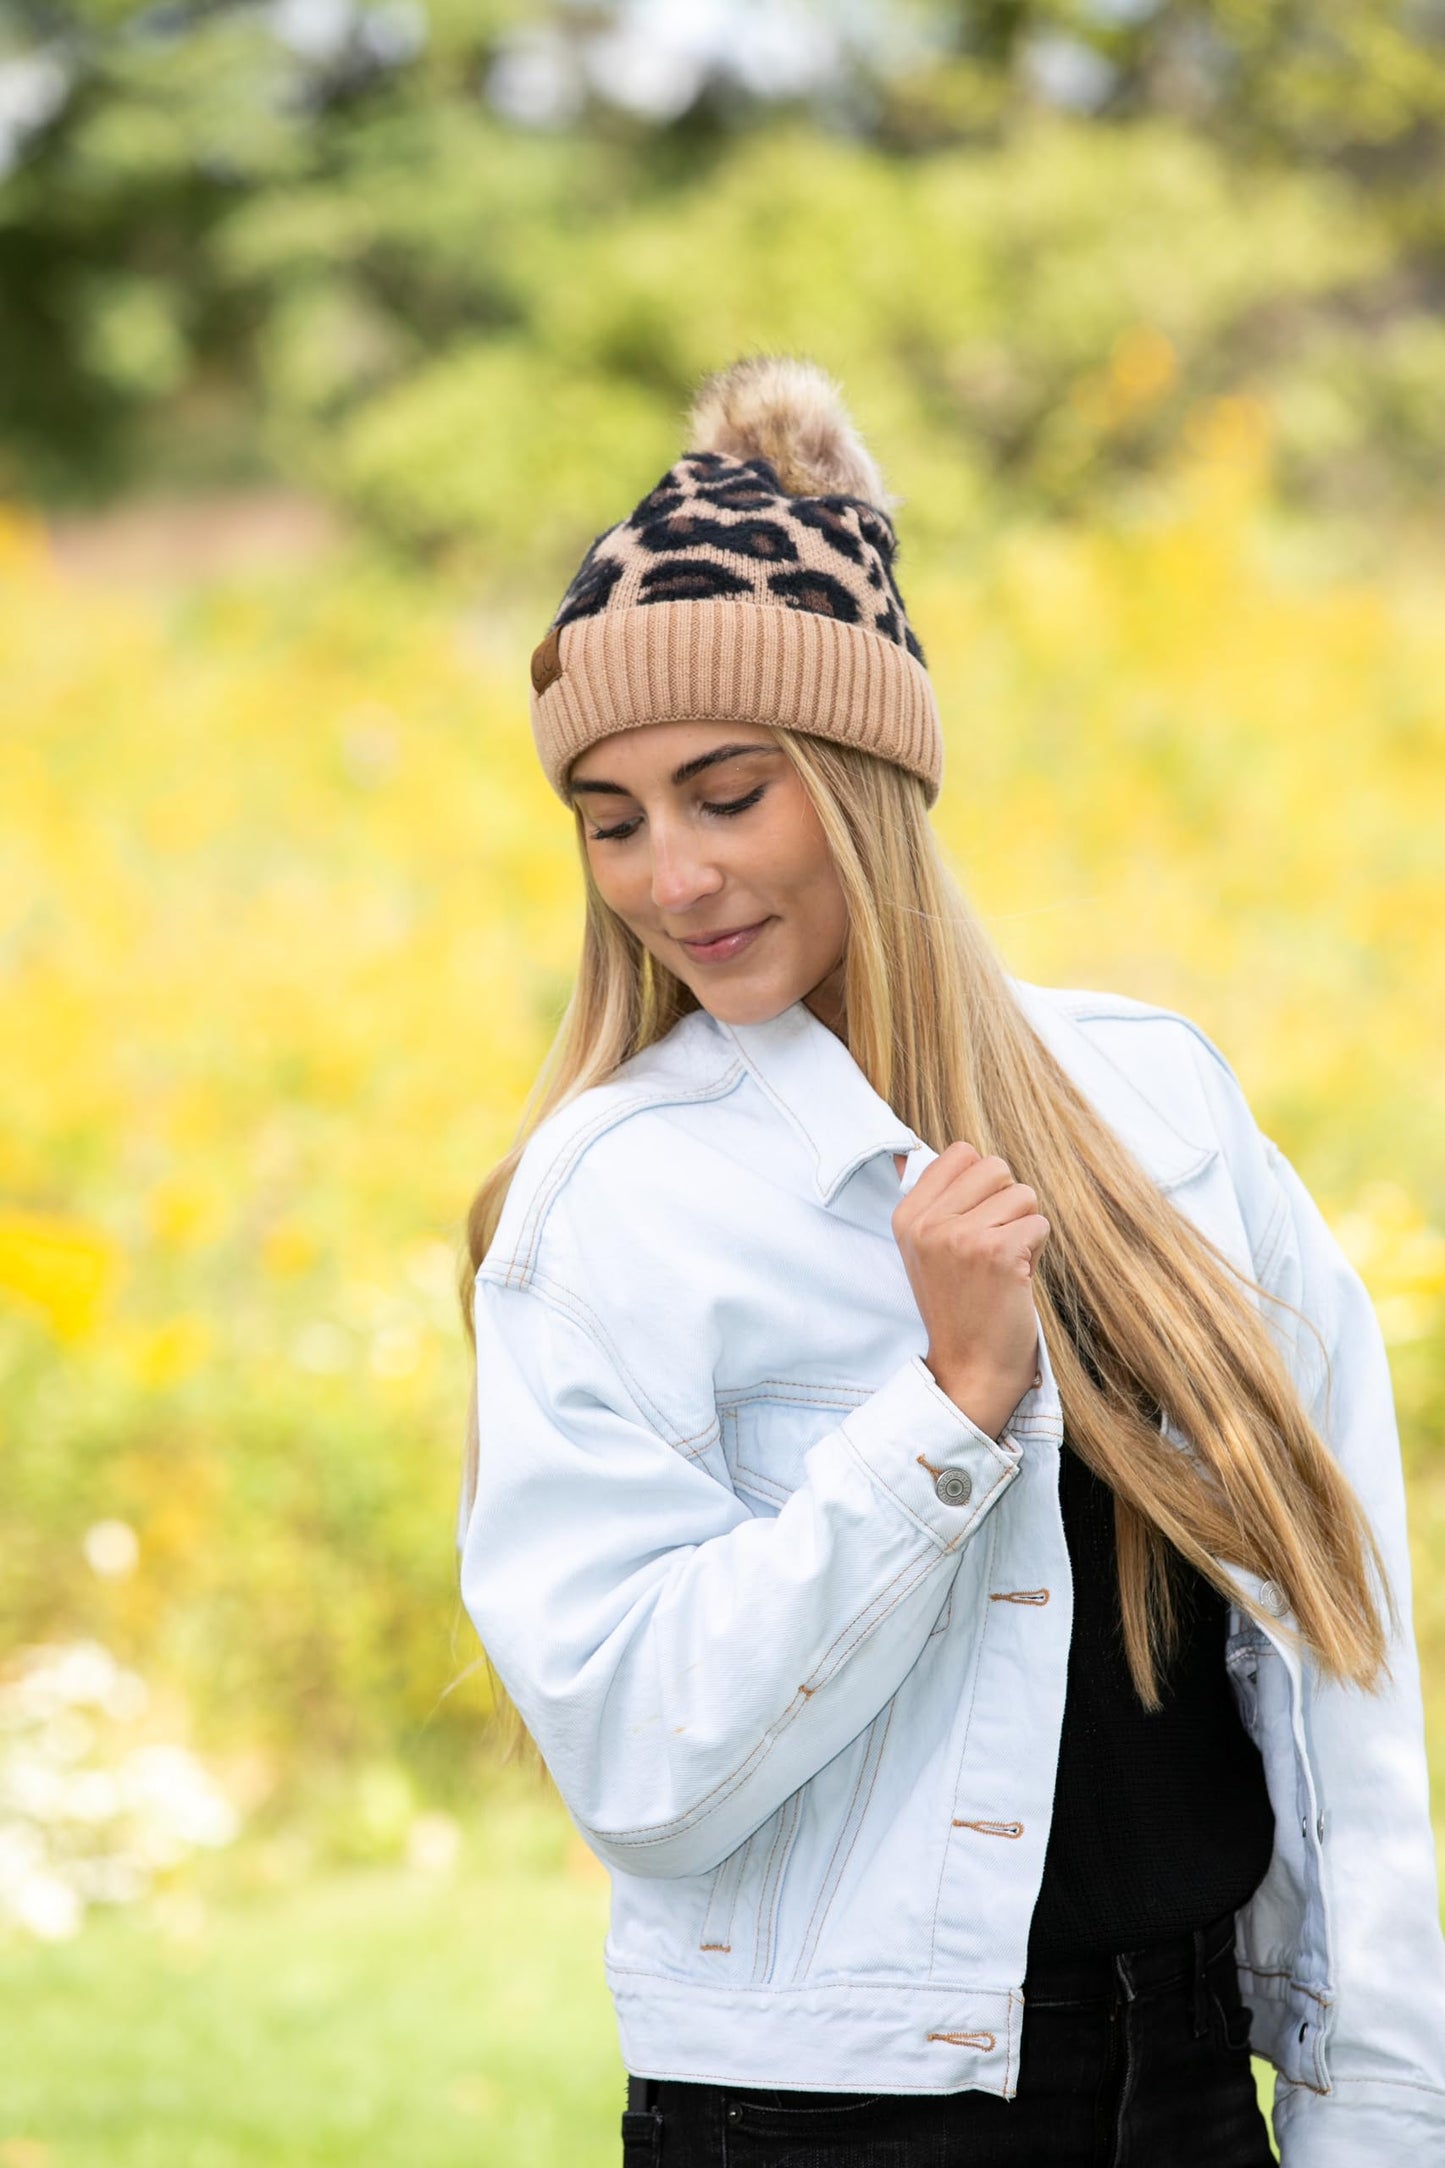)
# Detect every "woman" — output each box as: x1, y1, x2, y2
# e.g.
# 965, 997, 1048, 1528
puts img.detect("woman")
455, 354, 1445, 2165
